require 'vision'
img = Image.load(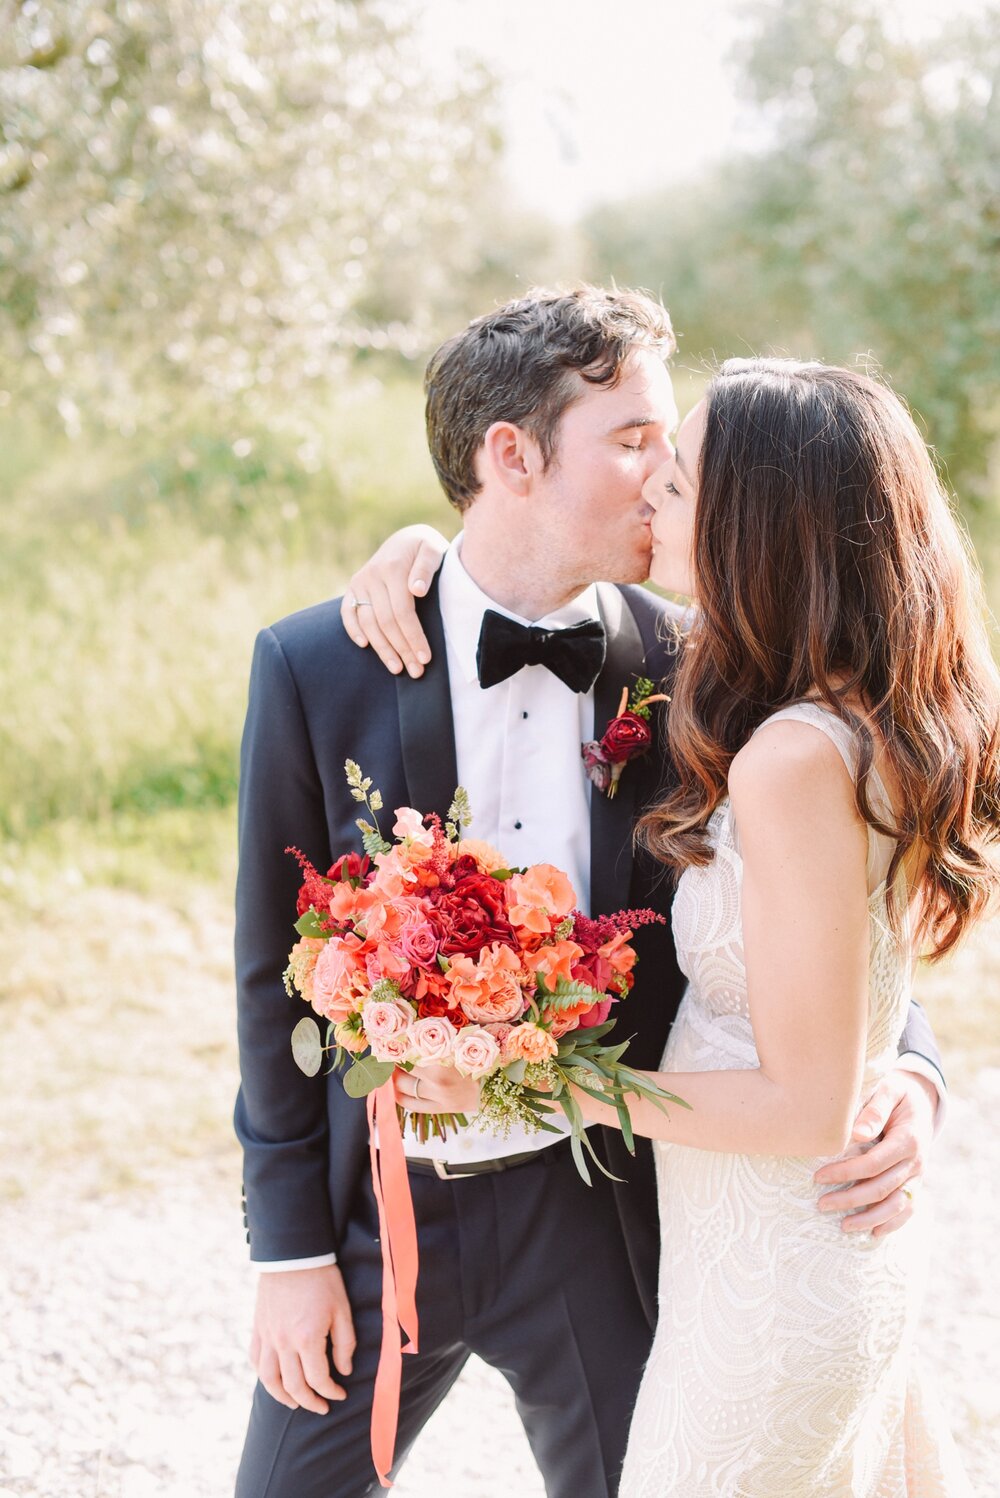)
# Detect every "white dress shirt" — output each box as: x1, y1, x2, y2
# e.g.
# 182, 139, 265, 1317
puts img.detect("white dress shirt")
399, 534, 600, 1163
